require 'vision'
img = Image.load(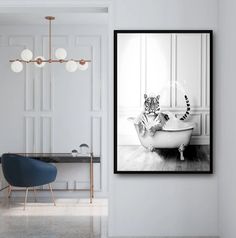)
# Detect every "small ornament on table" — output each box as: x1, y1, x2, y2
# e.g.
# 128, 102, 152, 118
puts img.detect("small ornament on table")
79, 144, 90, 155
71, 149, 78, 157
